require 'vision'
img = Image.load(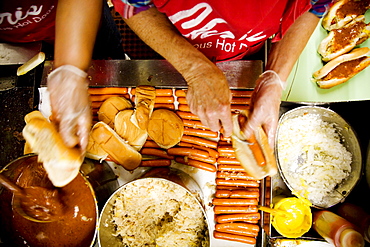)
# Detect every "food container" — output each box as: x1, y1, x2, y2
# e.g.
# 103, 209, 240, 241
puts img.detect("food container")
98, 167, 210, 247
271, 196, 312, 238
275, 106, 362, 208
0, 154, 107, 247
